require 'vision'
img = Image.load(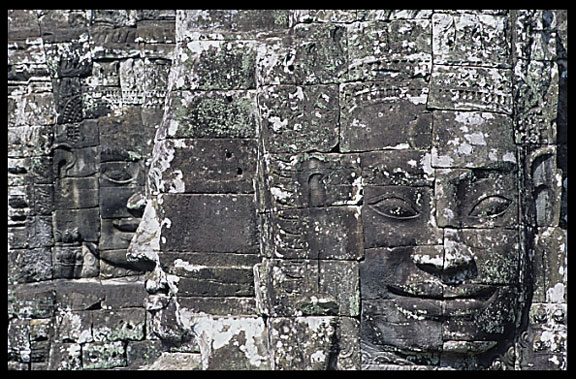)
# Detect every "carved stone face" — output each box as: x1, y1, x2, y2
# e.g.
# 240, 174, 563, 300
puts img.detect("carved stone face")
359, 112, 522, 365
